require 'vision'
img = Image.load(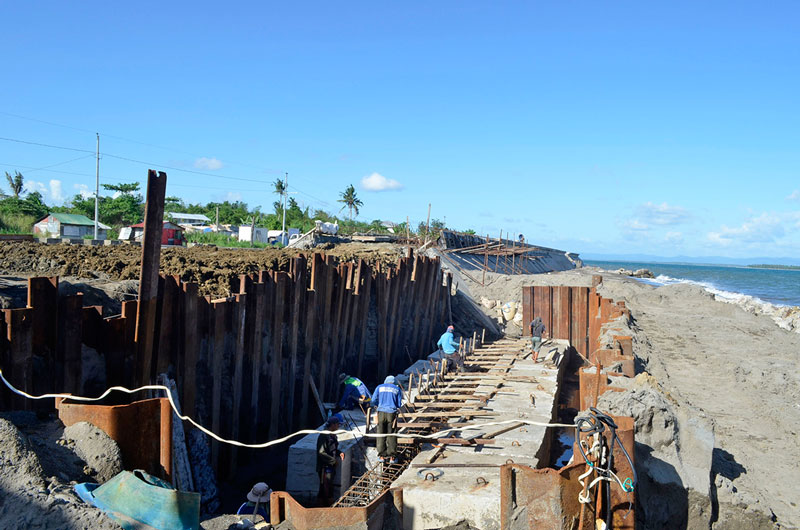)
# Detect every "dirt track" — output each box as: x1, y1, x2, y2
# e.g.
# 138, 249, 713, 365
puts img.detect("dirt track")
0, 241, 405, 296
